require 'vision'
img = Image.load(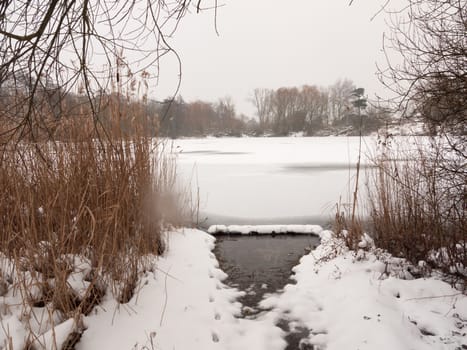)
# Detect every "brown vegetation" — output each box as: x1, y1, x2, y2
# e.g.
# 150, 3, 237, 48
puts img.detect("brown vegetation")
0, 0, 204, 346
334, 0, 467, 287
251, 81, 387, 136
0, 89, 188, 347
368, 137, 466, 284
